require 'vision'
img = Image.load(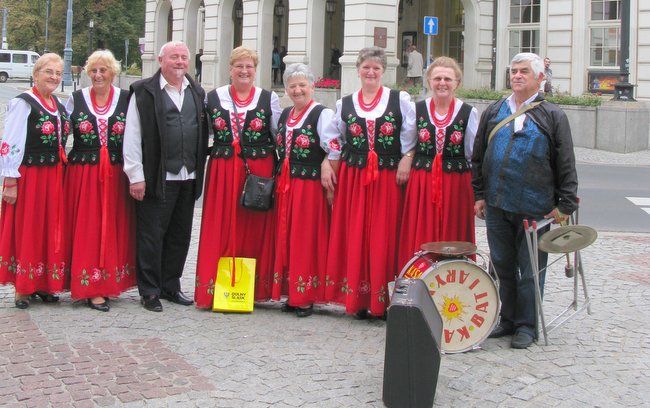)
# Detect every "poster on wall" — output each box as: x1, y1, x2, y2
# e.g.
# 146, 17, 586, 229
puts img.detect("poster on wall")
402, 31, 416, 67
588, 71, 619, 94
